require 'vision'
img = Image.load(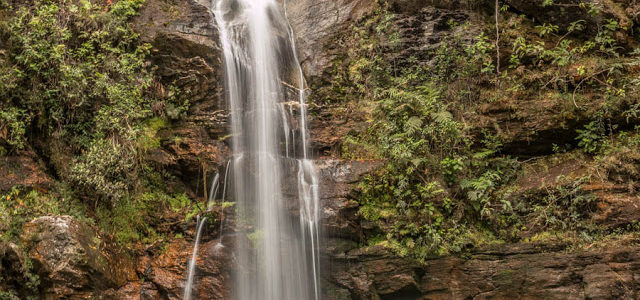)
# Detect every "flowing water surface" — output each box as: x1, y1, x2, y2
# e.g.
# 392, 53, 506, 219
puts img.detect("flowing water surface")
185, 0, 321, 299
